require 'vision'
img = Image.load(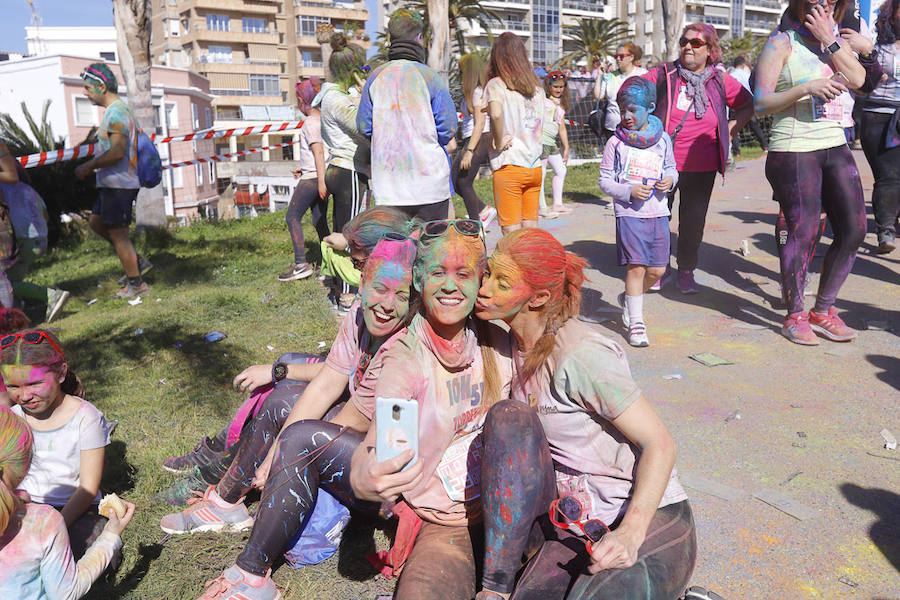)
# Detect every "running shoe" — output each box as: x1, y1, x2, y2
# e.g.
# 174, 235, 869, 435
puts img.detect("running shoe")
45, 289, 70, 322
163, 437, 224, 474
479, 205, 497, 231
197, 565, 281, 600
552, 204, 573, 214
683, 586, 726, 600
648, 279, 661, 292
114, 281, 149, 299
617, 292, 629, 328
676, 269, 699, 294
117, 255, 154, 286
628, 321, 650, 347
539, 208, 559, 219
277, 262, 314, 282
808, 306, 857, 342
877, 235, 896, 255
781, 312, 819, 346
160, 486, 253, 534
152, 467, 208, 506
